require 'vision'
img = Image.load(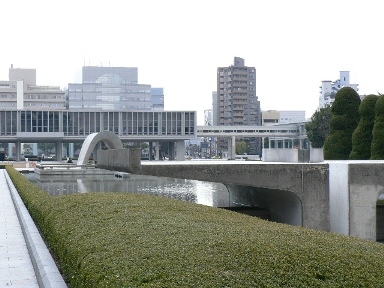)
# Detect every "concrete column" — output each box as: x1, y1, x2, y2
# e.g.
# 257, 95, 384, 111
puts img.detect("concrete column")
55, 142, 62, 161
15, 141, 21, 162
228, 136, 236, 160
155, 141, 160, 160
175, 140, 185, 161
149, 142, 153, 160
69, 143, 74, 158
33, 143, 38, 155
168, 142, 175, 160
8, 143, 13, 158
